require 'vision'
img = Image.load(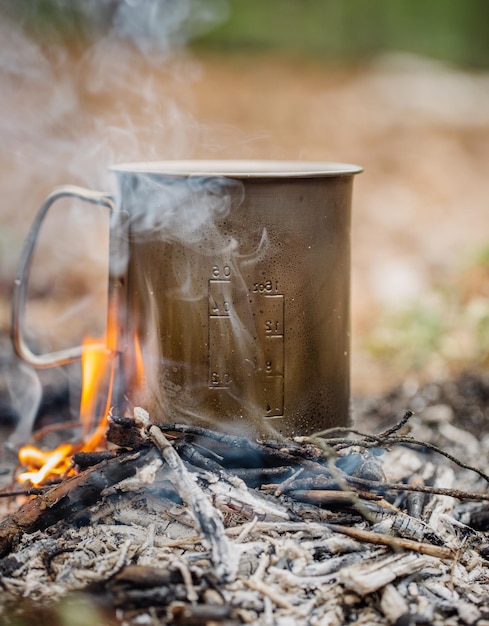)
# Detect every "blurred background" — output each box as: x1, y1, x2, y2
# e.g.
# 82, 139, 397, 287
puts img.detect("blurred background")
1, 0, 488, 405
